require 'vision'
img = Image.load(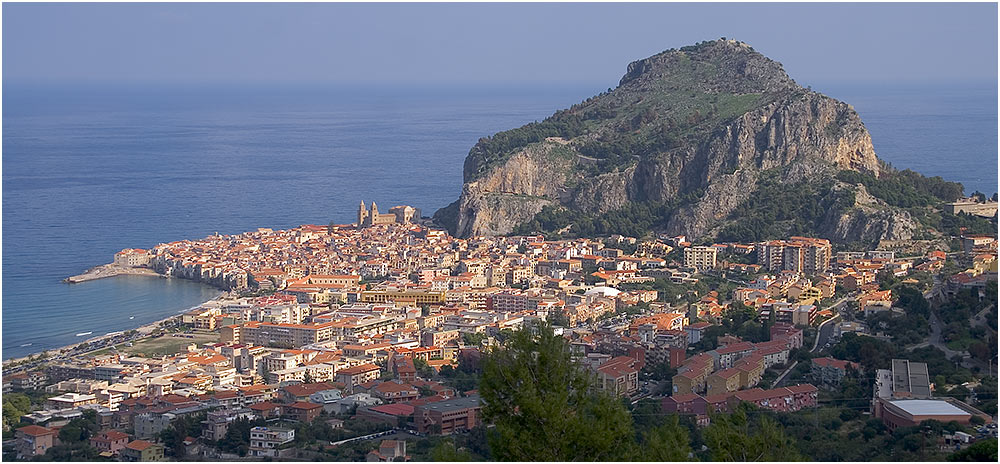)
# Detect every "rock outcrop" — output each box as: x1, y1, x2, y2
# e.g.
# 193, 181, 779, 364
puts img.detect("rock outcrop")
436, 39, 885, 242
